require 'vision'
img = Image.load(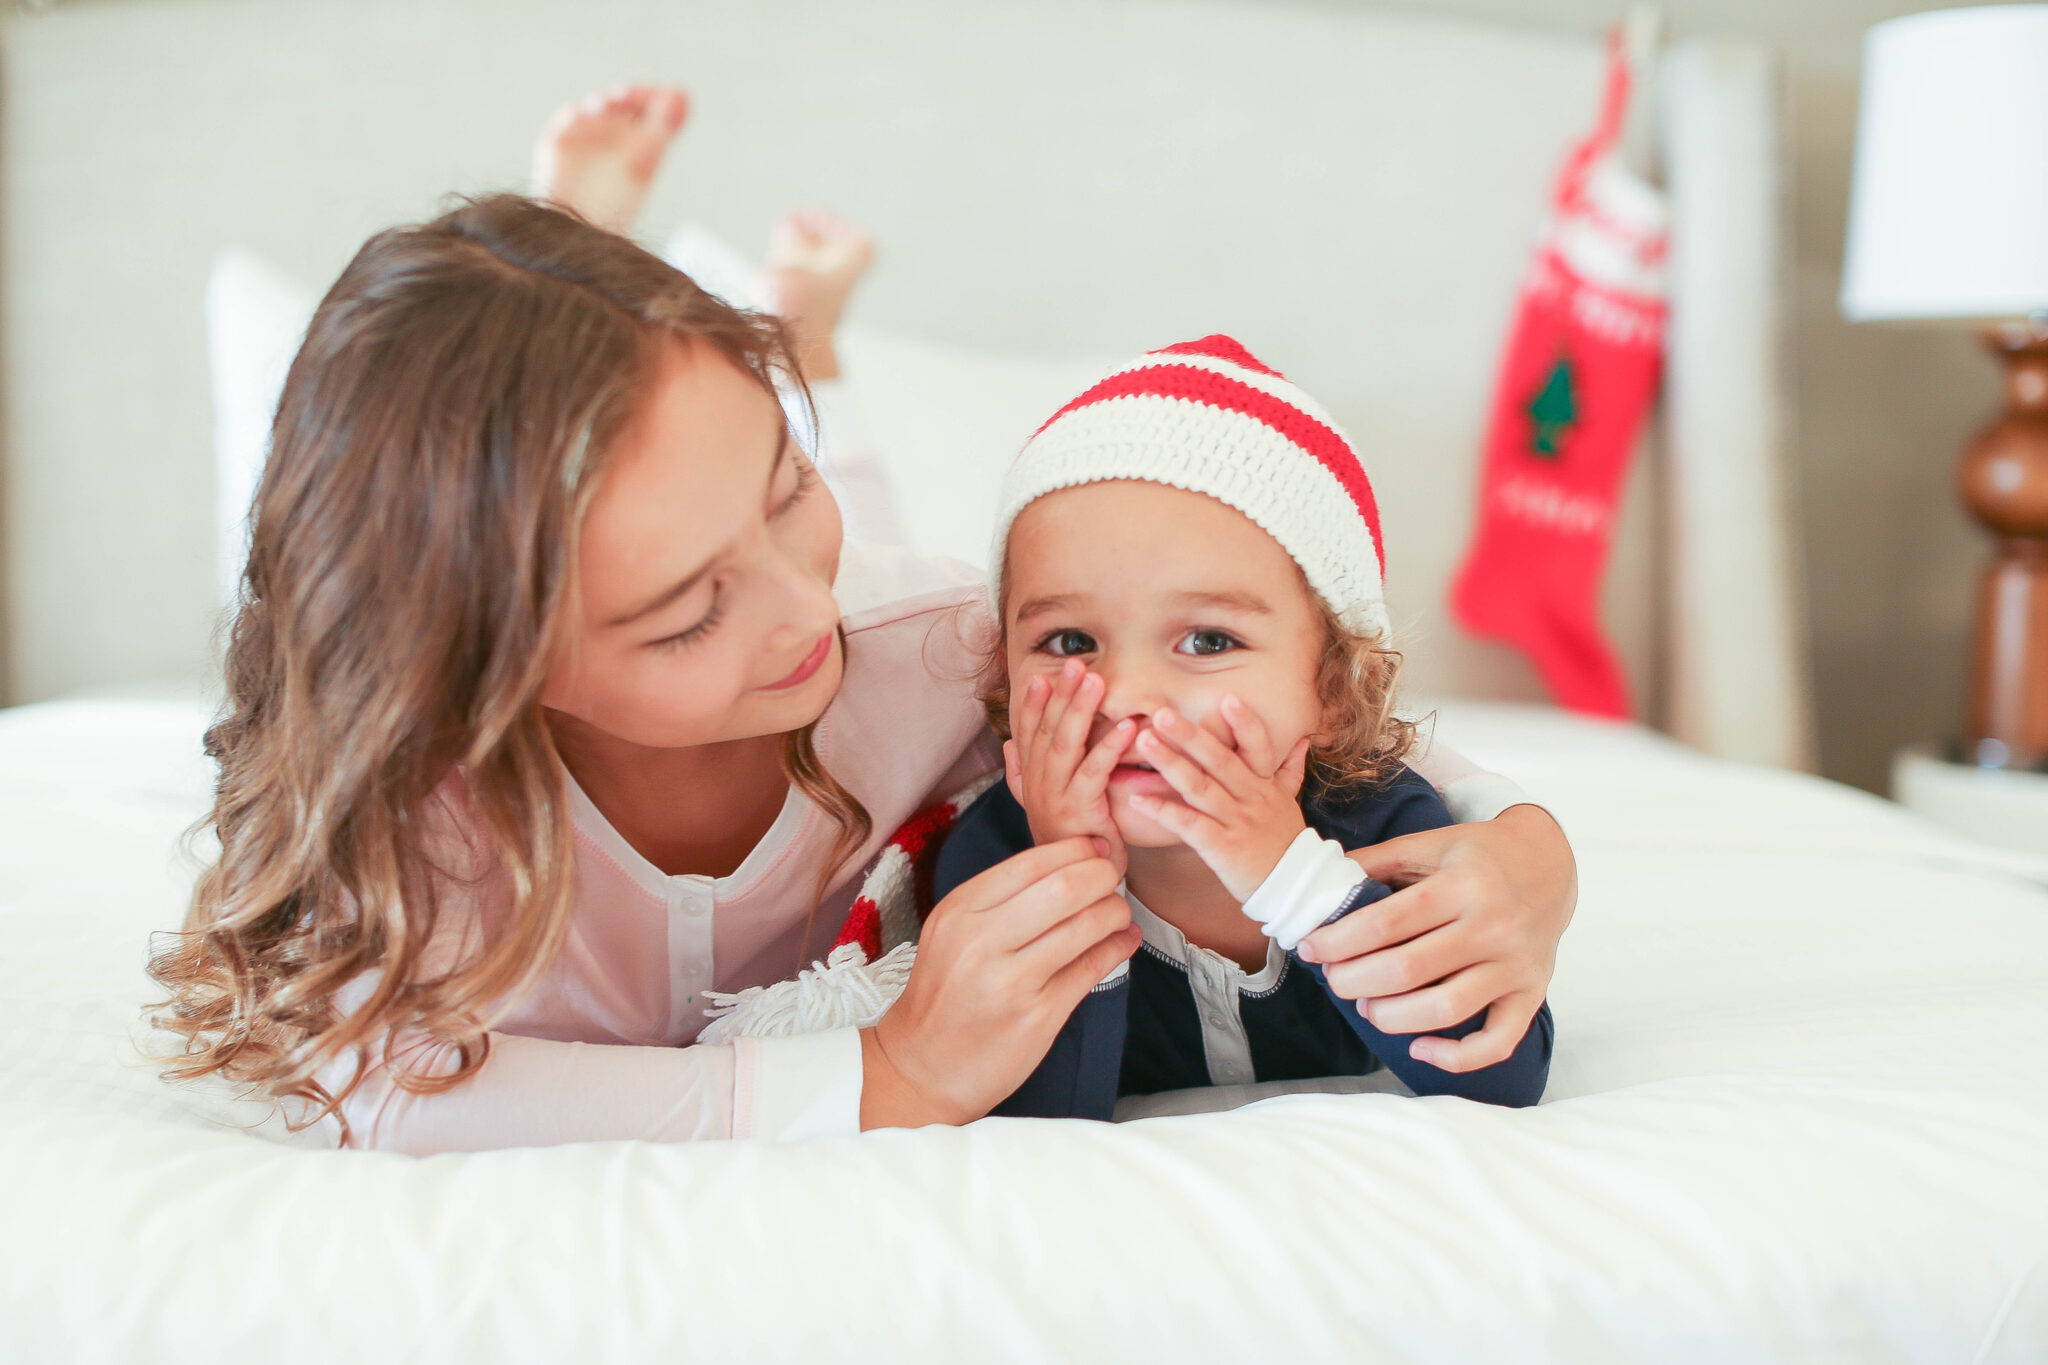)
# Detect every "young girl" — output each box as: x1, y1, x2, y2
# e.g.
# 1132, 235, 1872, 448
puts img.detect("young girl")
148, 95, 1575, 1152
933, 336, 1553, 1117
